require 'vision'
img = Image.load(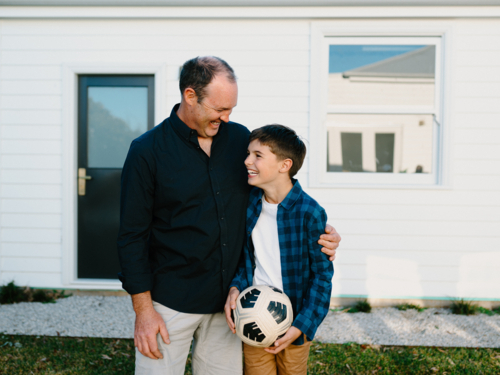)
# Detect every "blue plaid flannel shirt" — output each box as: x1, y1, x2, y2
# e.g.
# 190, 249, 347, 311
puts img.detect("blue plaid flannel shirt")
230, 179, 333, 345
